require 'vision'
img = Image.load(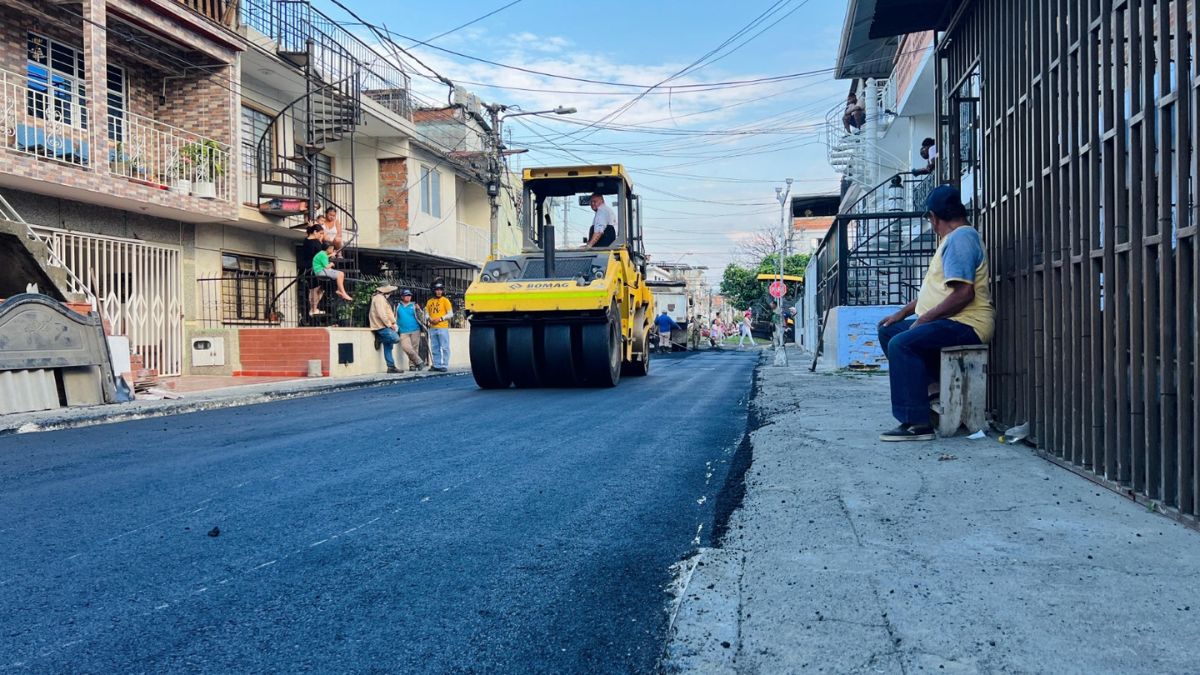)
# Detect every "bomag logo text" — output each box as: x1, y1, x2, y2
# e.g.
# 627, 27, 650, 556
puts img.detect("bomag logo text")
513, 282, 572, 290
